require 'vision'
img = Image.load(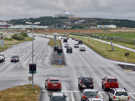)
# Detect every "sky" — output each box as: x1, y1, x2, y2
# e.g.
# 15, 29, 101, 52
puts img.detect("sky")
0, 0, 135, 20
